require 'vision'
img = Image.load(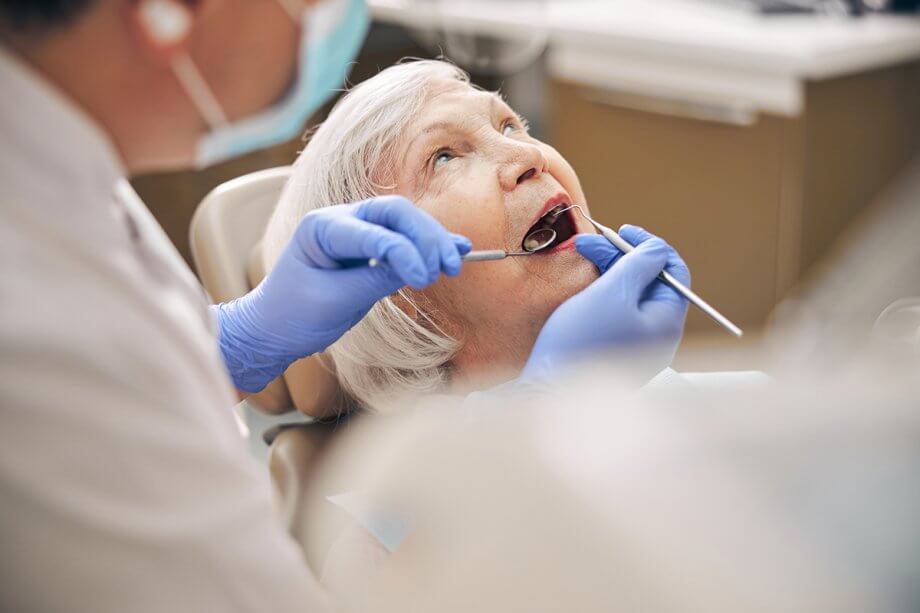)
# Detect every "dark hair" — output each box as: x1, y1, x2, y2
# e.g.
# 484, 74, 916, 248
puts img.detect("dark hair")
0, 0, 95, 30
